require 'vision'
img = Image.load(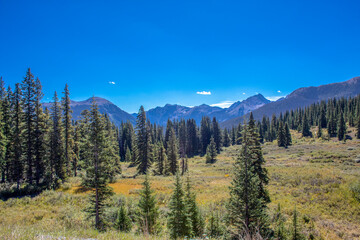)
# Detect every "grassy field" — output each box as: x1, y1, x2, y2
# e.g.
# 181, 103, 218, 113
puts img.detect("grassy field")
0, 129, 360, 239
